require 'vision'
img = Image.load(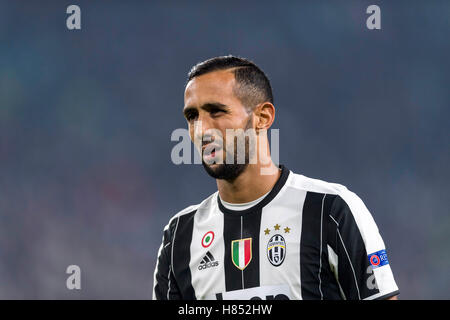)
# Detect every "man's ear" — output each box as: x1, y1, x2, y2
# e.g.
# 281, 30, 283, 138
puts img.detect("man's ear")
255, 102, 275, 133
